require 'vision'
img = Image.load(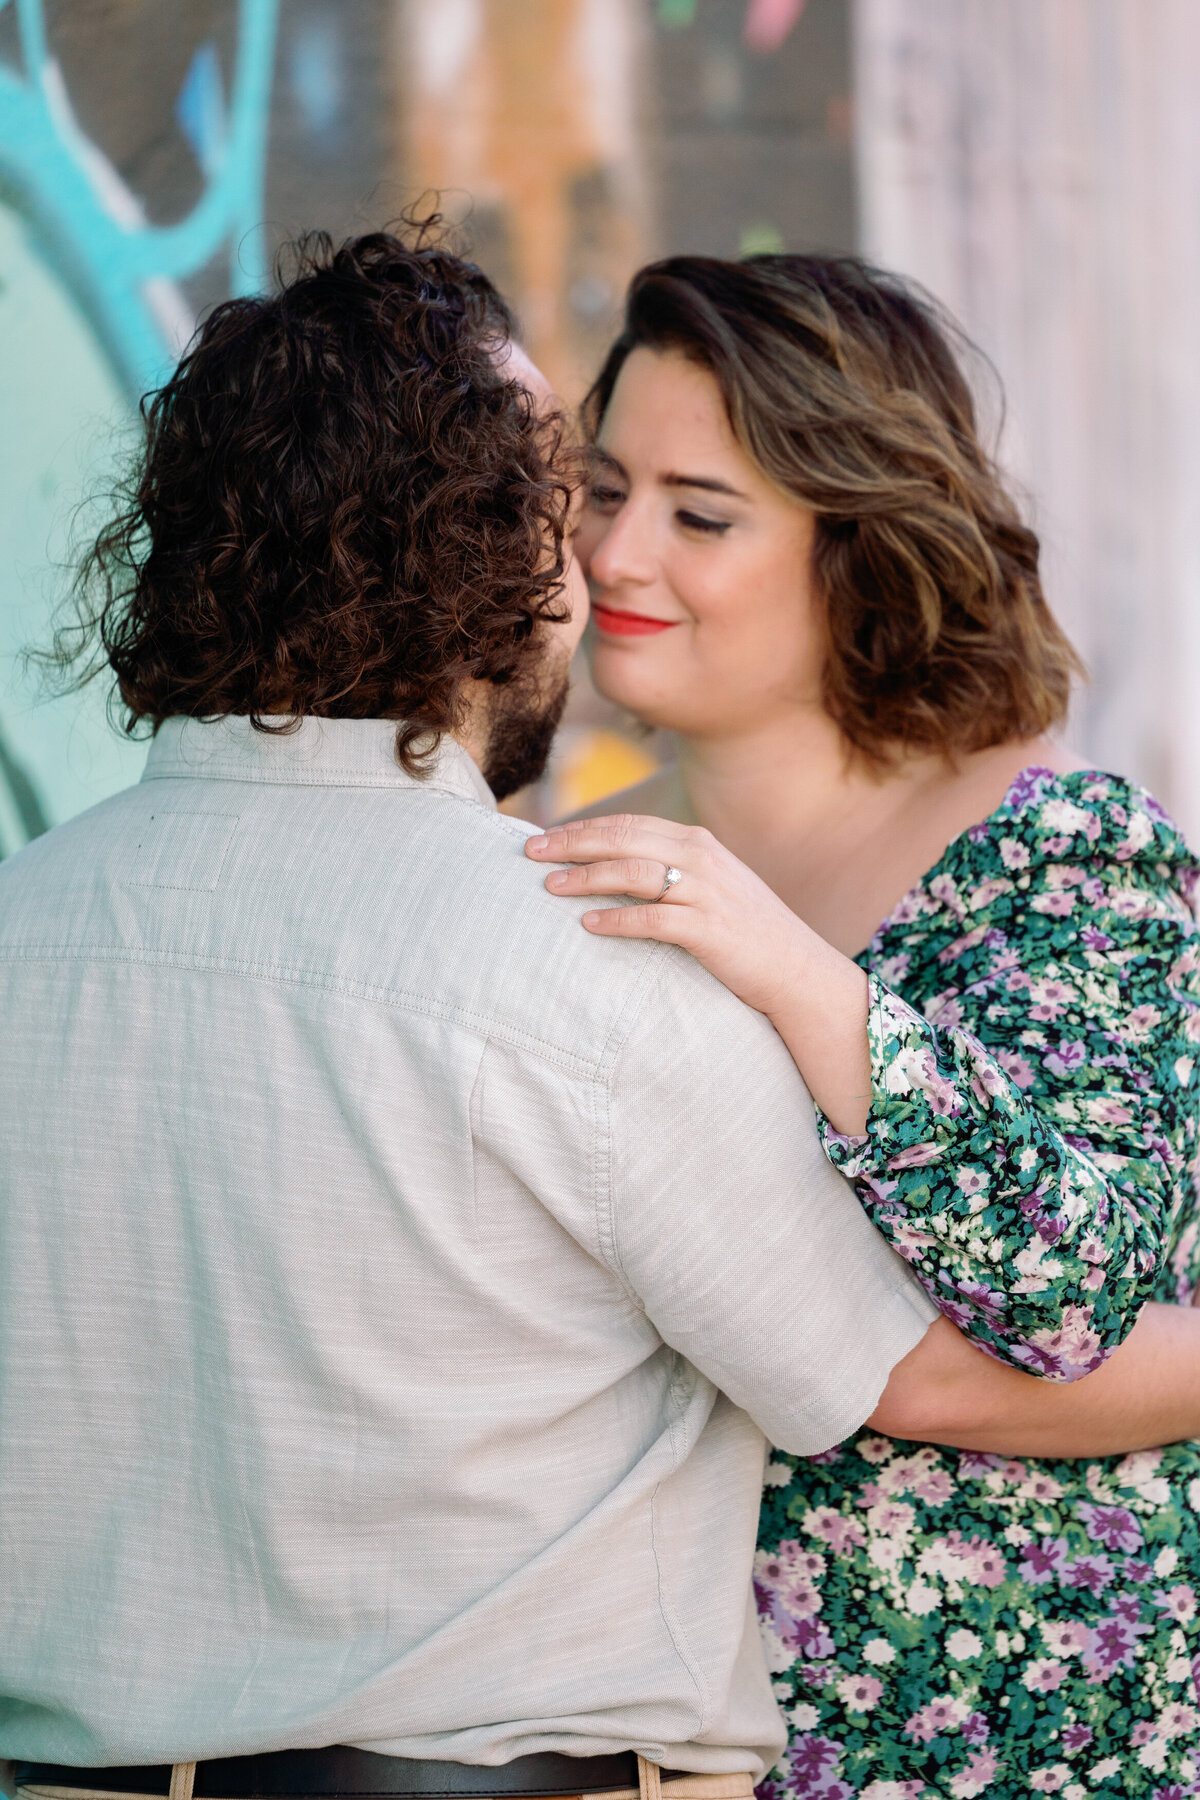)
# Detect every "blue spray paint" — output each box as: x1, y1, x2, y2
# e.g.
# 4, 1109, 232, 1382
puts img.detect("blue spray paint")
0, 0, 279, 398
0, 0, 279, 851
